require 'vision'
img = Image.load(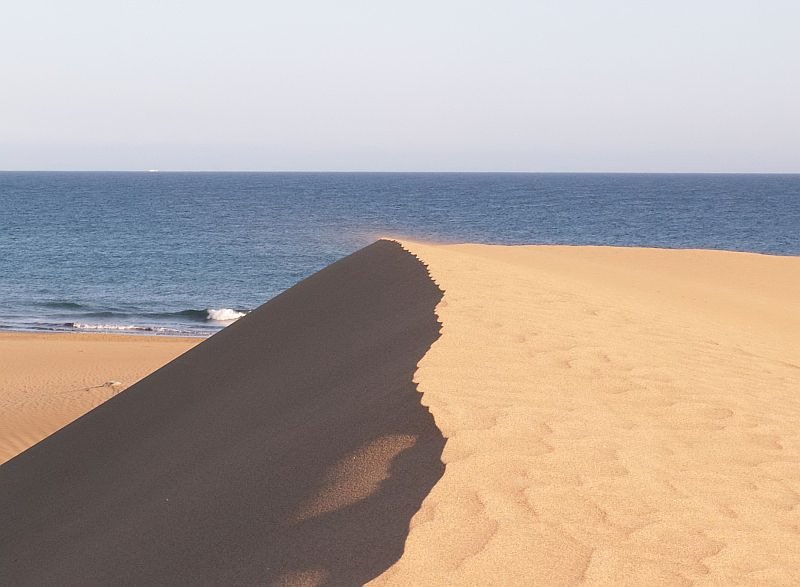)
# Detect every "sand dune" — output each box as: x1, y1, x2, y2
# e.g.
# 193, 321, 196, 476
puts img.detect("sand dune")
0, 333, 200, 465
2, 239, 799, 585
0, 241, 444, 586
374, 241, 800, 586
